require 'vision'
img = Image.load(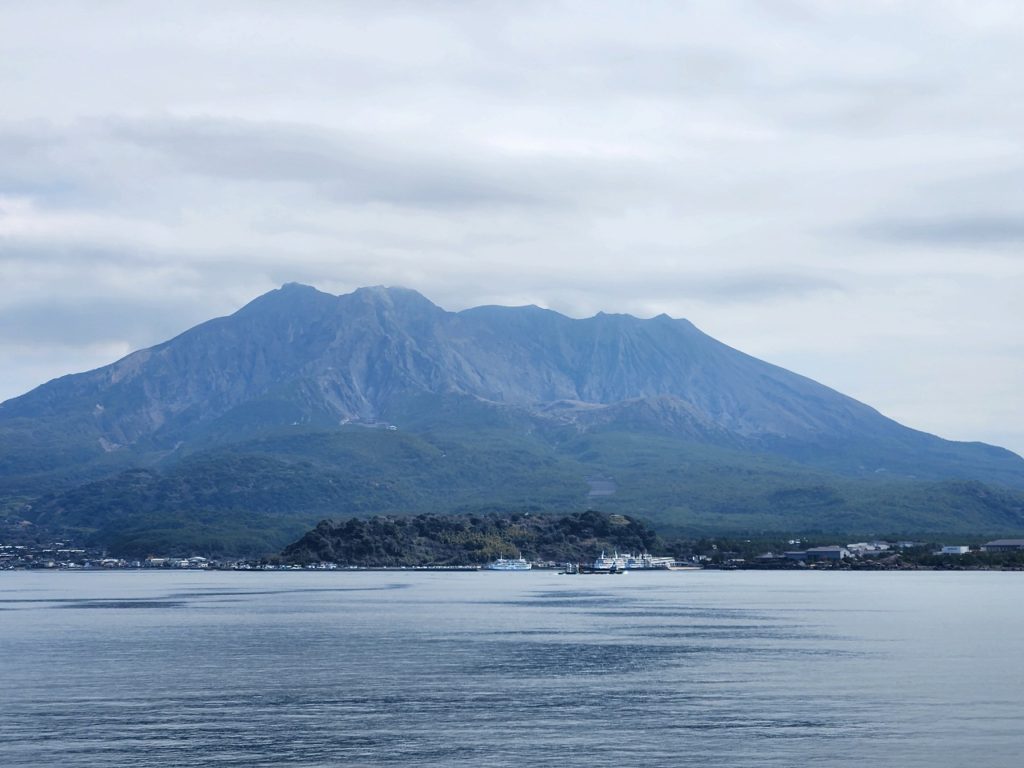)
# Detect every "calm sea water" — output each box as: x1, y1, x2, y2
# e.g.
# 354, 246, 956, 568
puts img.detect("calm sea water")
2, 570, 1022, 767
